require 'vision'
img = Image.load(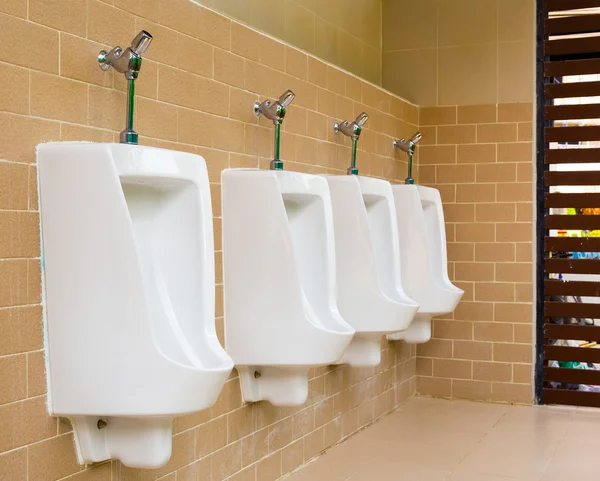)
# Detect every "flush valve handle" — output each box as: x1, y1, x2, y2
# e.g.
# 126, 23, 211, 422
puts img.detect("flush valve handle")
393, 131, 422, 185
